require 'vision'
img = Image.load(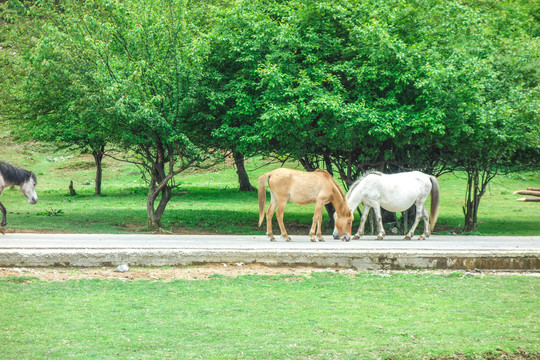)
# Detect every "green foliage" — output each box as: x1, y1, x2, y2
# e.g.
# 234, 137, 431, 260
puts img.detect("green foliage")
0, 273, 538, 359
203, 0, 538, 179
36, 208, 64, 217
